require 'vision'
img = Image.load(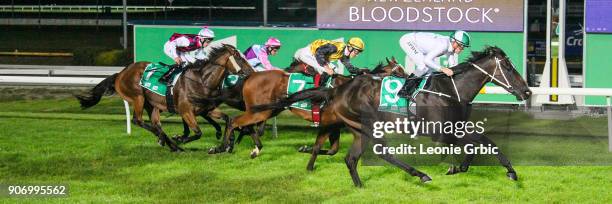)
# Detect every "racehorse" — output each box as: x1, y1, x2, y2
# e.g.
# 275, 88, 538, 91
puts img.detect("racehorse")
198, 57, 408, 158
211, 58, 399, 146
252, 46, 532, 186
76, 44, 253, 152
